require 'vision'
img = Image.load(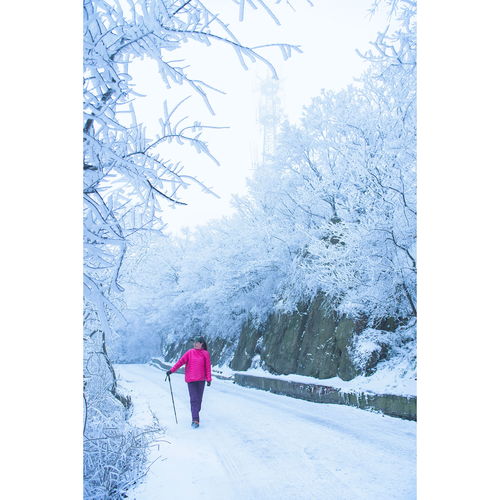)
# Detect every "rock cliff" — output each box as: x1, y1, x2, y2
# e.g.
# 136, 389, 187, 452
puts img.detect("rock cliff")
164, 295, 399, 382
